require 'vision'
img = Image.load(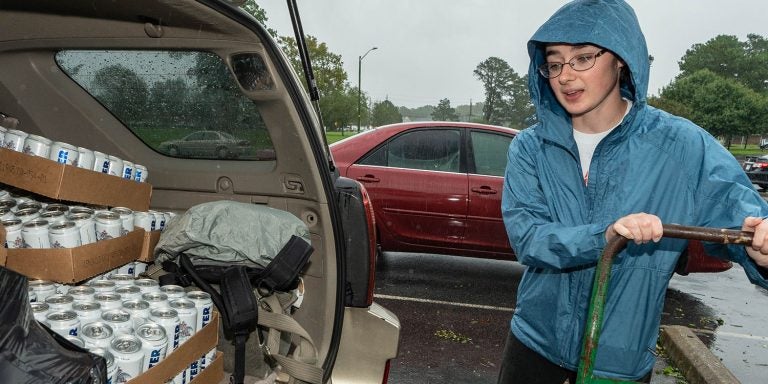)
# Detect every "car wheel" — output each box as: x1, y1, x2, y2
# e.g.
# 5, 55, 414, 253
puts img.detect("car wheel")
168, 145, 179, 156
216, 147, 229, 159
